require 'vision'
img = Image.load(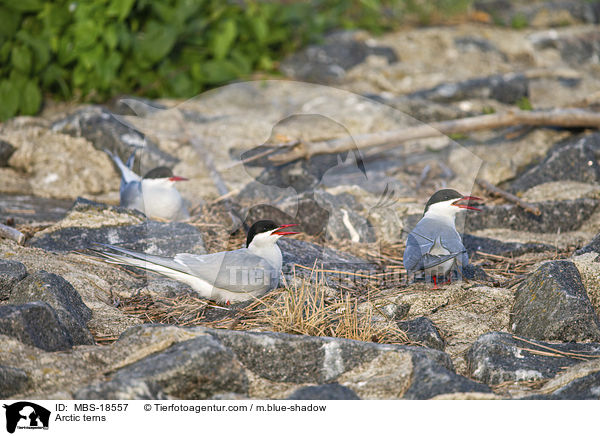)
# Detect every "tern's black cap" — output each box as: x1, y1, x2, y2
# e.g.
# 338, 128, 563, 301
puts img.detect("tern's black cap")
423, 189, 463, 214
143, 166, 174, 179
246, 220, 279, 246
